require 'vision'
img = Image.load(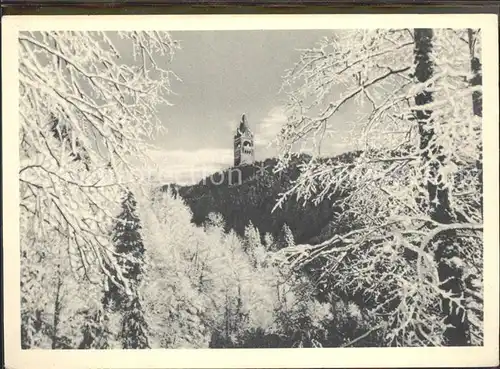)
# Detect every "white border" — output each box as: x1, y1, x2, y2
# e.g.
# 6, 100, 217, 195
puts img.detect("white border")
3, 14, 499, 369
